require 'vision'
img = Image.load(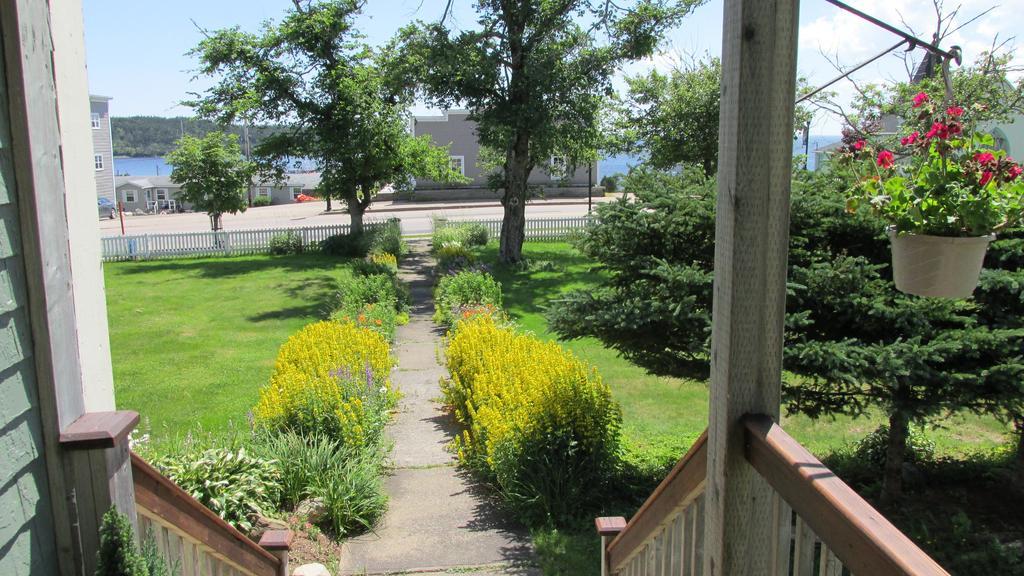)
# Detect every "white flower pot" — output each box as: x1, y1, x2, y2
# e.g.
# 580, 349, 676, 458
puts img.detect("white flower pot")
889, 230, 994, 299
